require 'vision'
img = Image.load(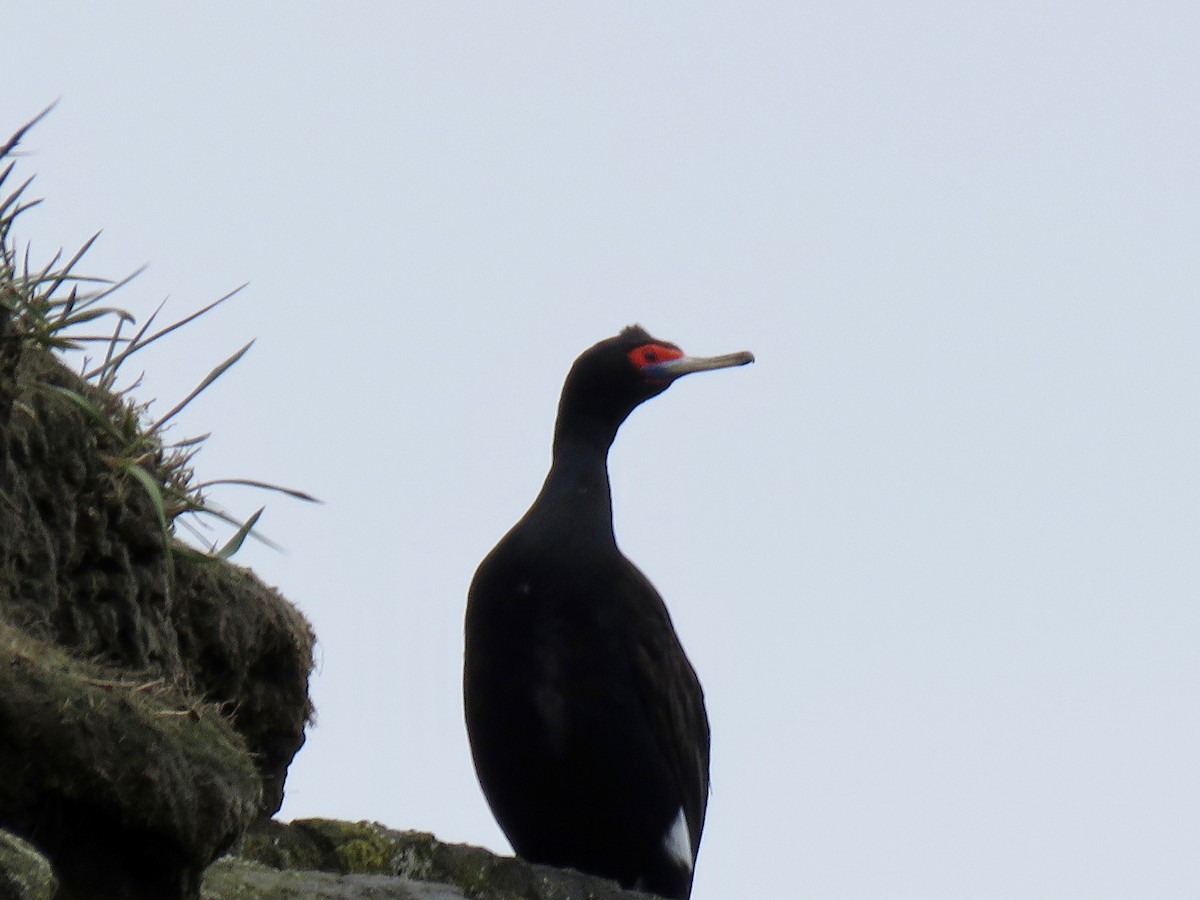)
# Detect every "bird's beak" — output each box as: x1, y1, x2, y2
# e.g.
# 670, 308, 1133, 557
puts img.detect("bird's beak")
646, 350, 755, 381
